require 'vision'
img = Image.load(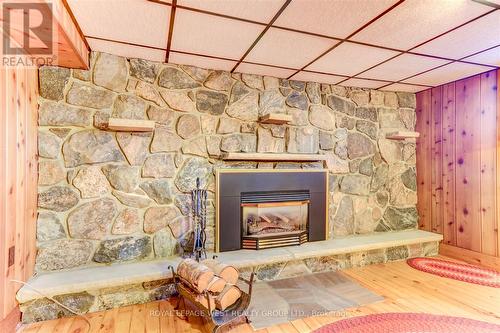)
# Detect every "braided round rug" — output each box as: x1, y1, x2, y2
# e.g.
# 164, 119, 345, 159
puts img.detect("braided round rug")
407, 257, 500, 288
312, 313, 500, 333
